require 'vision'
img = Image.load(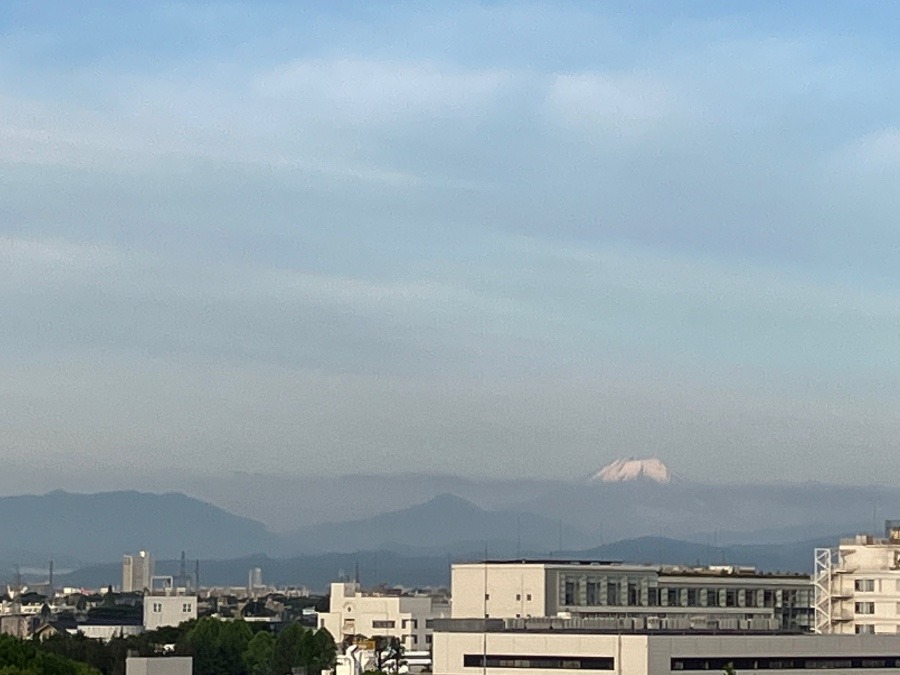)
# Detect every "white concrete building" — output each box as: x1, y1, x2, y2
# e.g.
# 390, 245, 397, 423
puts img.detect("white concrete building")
123, 551, 154, 593
433, 622, 900, 674
126, 656, 192, 675
815, 522, 900, 635
320, 582, 450, 651
74, 620, 144, 641
143, 594, 198, 631
452, 560, 812, 632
